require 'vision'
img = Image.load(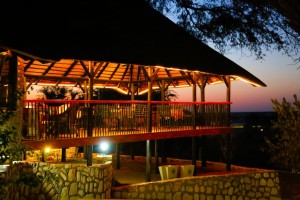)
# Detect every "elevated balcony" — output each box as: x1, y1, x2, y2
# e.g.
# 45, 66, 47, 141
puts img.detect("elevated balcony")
22, 100, 232, 150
